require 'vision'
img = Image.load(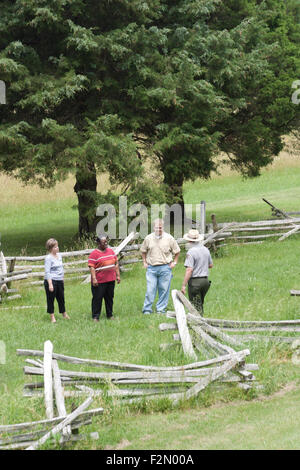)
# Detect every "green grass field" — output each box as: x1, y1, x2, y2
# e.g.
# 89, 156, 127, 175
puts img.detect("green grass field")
184, 160, 300, 222
1, 148, 300, 450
